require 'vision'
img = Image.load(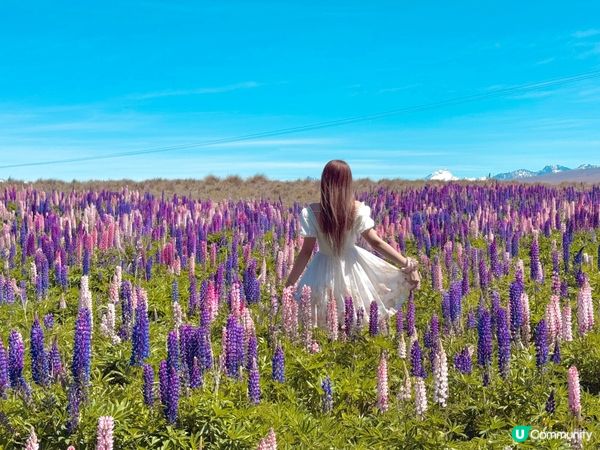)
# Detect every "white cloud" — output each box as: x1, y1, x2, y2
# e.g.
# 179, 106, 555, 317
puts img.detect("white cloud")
572, 29, 600, 38
127, 81, 261, 100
